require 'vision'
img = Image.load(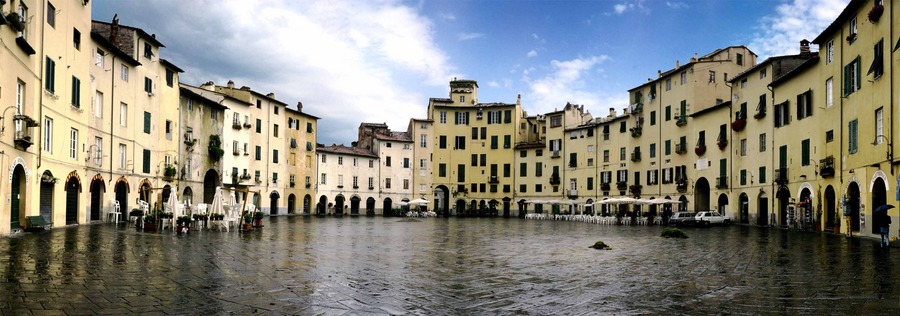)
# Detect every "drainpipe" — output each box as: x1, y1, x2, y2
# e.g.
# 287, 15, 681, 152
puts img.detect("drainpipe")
37, 2, 47, 169
767, 84, 775, 226
109, 55, 116, 188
